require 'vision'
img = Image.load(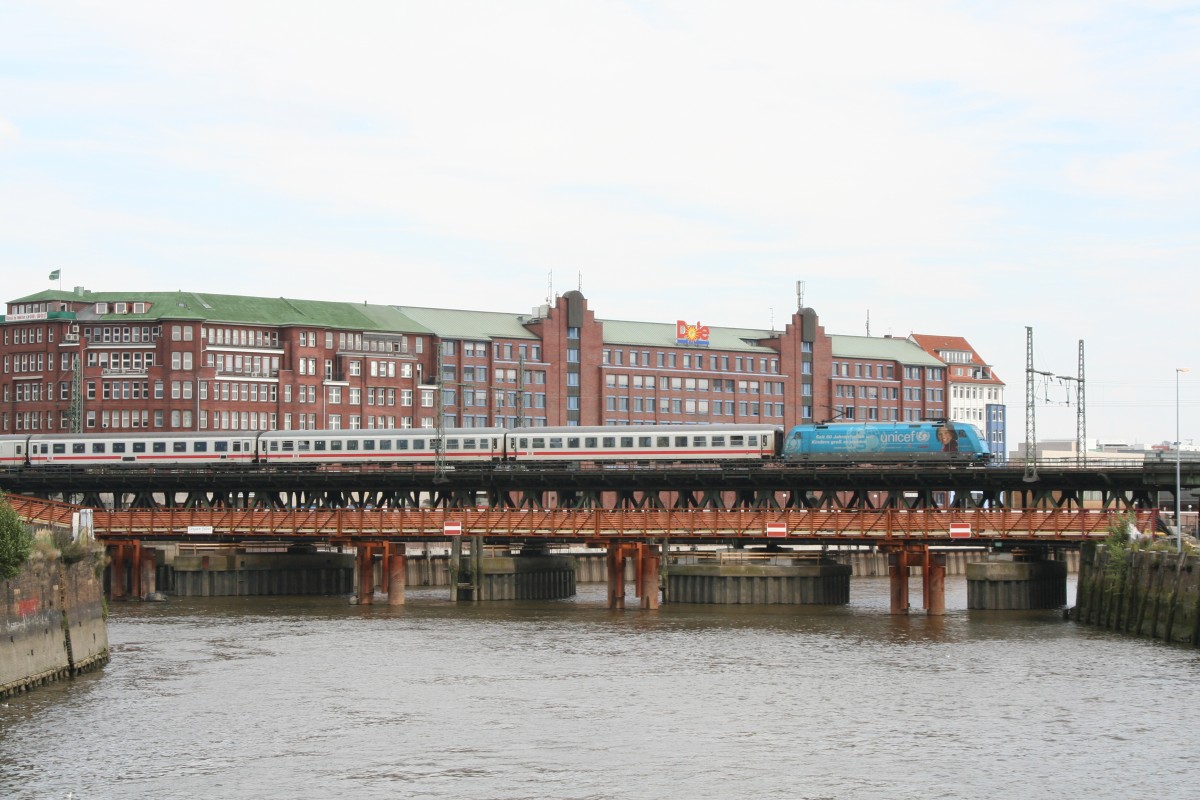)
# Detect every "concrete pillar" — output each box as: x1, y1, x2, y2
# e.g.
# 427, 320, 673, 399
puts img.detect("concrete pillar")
967, 558, 1068, 610
640, 545, 660, 610
388, 547, 407, 606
